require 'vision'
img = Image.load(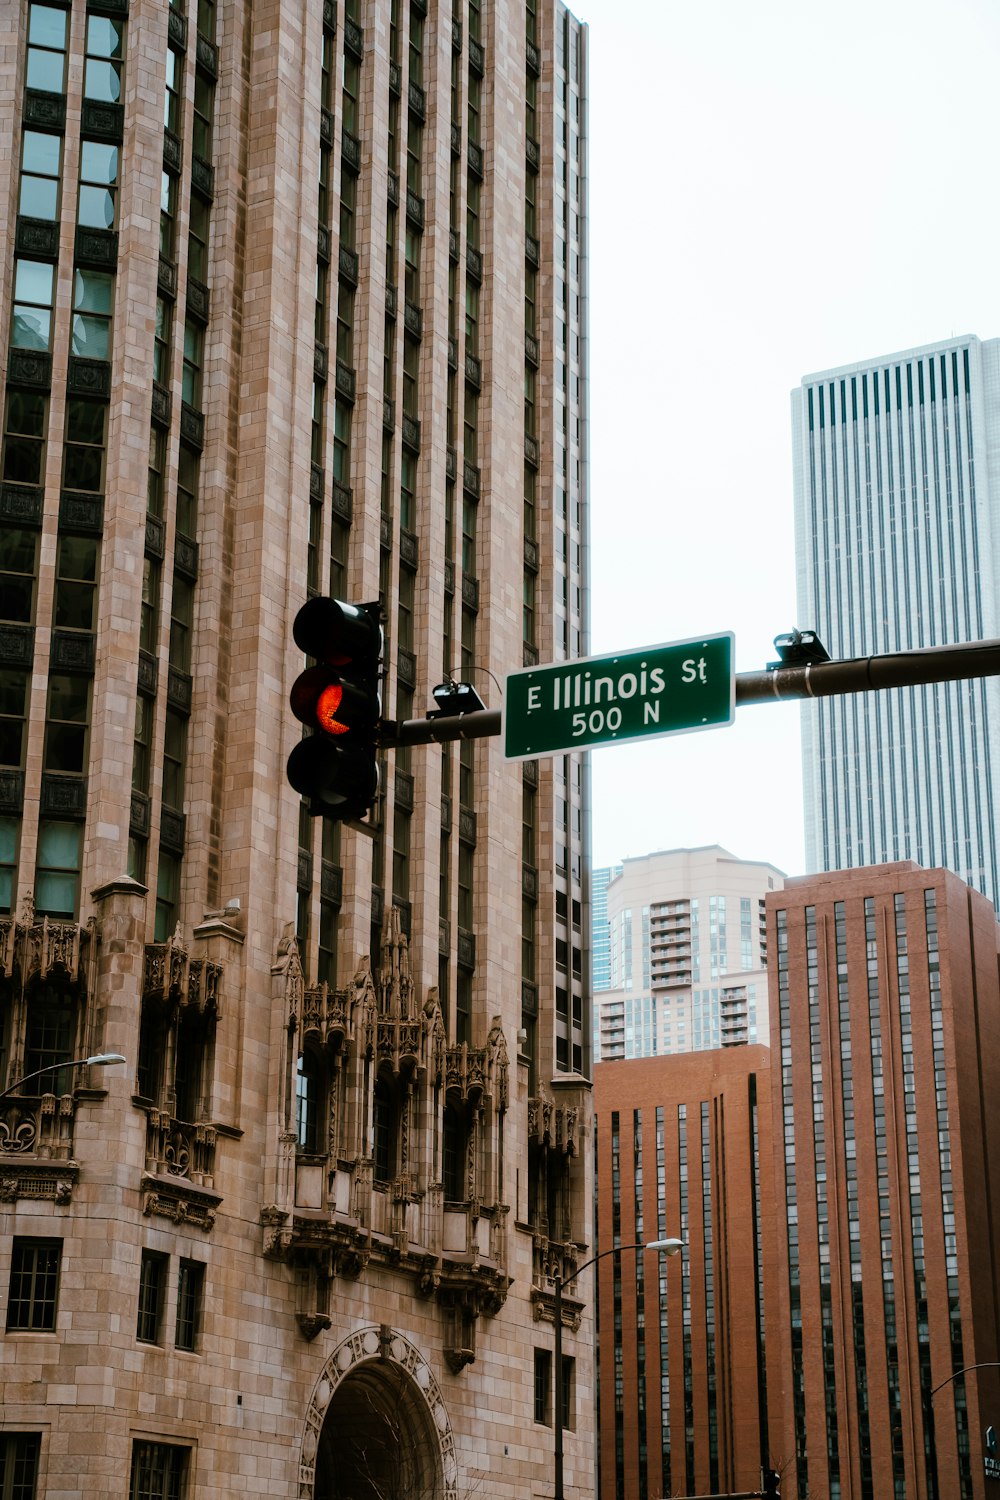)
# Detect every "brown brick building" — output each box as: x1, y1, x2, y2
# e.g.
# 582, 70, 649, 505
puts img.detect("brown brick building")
594, 1045, 781, 1500
595, 860, 1000, 1500
768, 863, 1000, 1500
0, 0, 593, 1494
